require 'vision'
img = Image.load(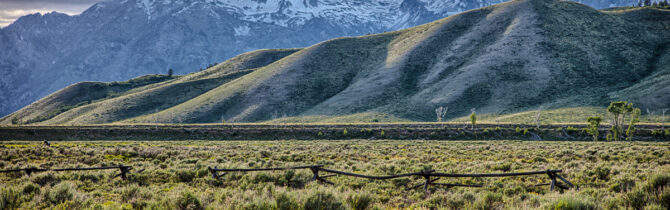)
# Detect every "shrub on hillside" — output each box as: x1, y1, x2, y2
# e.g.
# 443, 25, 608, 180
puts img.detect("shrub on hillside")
473, 192, 502, 210
304, 191, 345, 210
45, 182, 74, 206
624, 189, 646, 210
31, 173, 57, 186
643, 174, 670, 195
0, 188, 21, 210
547, 195, 596, 210
175, 170, 196, 183
275, 193, 299, 210
176, 191, 203, 210
346, 193, 375, 210
660, 190, 670, 209
22, 183, 40, 196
